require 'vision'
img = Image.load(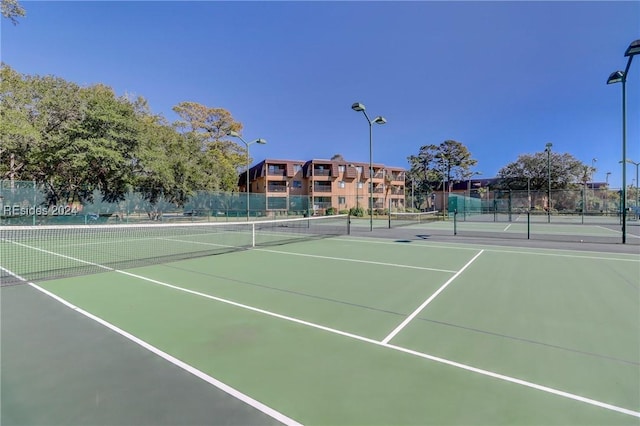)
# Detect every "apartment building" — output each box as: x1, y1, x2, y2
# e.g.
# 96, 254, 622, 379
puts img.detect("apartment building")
240, 158, 406, 214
